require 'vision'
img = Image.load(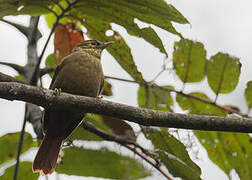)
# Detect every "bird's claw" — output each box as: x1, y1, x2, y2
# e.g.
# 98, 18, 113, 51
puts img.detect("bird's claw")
53, 88, 62, 96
